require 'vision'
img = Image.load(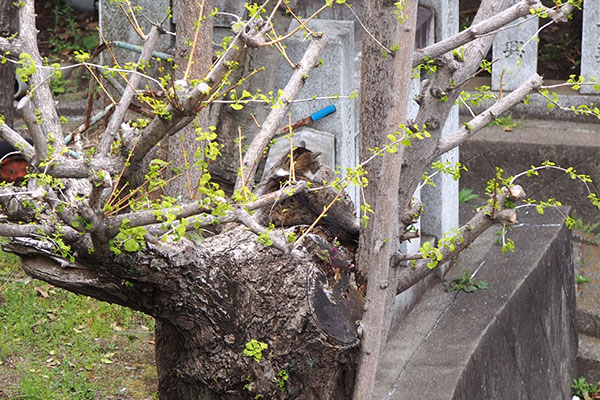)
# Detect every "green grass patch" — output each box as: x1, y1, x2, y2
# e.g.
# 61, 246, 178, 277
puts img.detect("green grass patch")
0, 247, 157, 399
